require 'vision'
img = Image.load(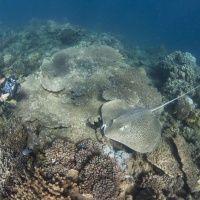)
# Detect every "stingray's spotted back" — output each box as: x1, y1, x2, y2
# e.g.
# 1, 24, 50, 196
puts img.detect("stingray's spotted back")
101, 100, 161, 153
101, 85, 200, 153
